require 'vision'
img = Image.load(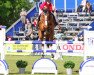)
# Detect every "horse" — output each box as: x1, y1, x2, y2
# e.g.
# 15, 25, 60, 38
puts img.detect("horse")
38, 9, 55, 41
